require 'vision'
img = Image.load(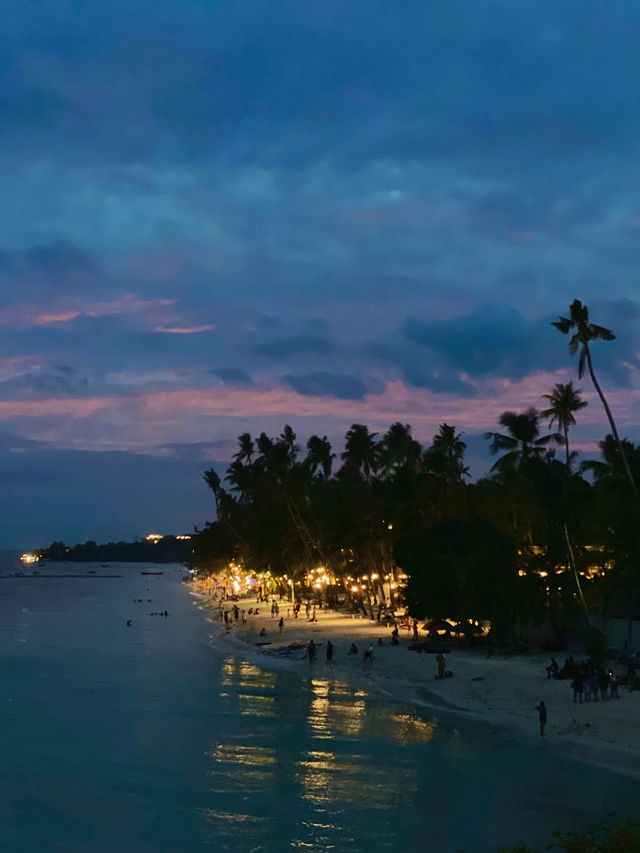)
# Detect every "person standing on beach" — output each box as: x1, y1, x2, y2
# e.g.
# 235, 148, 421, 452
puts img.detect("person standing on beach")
326, 640, 334, 662
535, 700, 547, 736
278, 616, 284, 633
307, 640, 316, 663
436, 652, 446, 679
